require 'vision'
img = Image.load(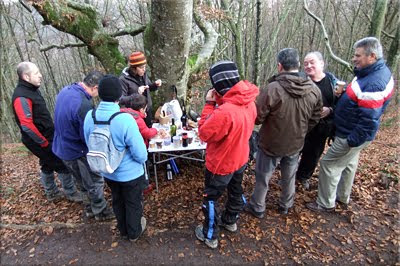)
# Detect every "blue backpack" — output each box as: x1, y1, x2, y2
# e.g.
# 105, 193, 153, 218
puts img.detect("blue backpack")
86, 109, 126, 174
